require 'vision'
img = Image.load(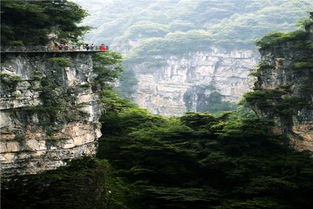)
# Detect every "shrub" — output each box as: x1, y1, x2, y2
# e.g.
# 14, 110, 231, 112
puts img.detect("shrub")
277, 96, 311, 116
292, 61, 313, 70
256, 30, 308, 49
8, 40, 23, 46
14, 135, 26, 142
92, 51, 123, 89
48, 57, 71, 67
258, 61, 273, 70
0, 73, 23, 90
249, 70, 260, 77
243, 89, 283, 108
